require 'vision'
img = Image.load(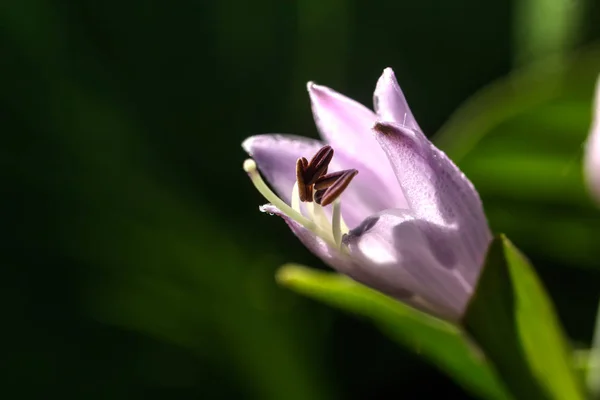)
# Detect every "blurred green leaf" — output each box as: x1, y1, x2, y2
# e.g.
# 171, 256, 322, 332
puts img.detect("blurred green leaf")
277, 264, 512, 400
589, 300, 600, 398
465, 236, 584, 400
0, 1, 336, 396
434, 45, 600, 270
573, 349, 591, 385
512, 0, 585, 65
